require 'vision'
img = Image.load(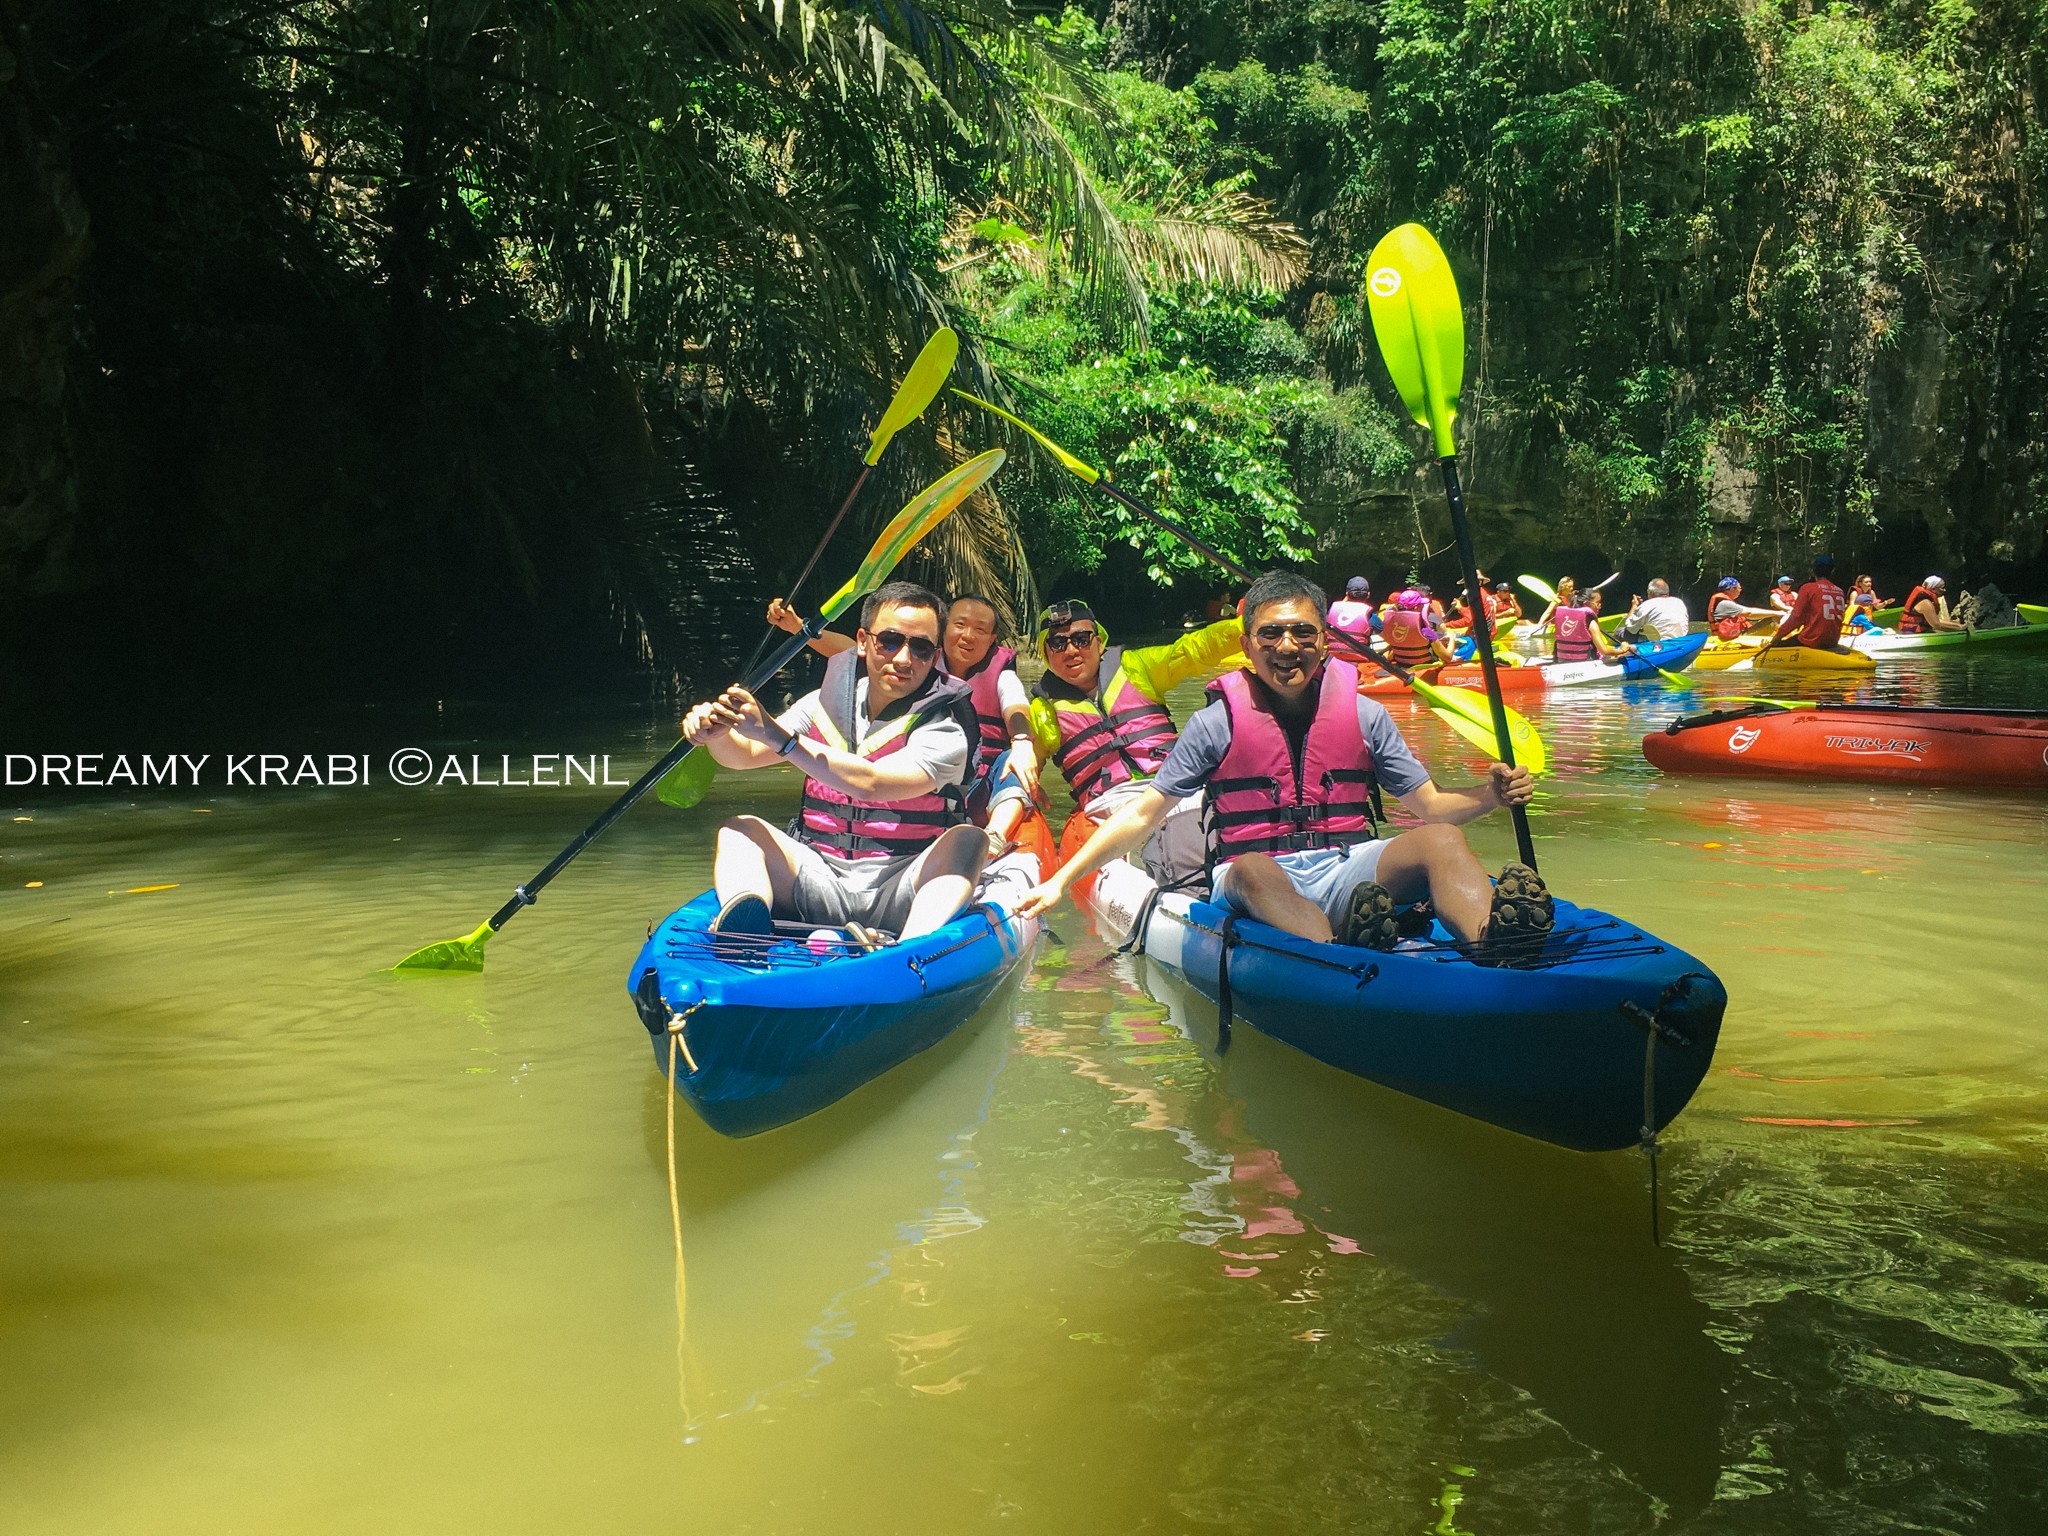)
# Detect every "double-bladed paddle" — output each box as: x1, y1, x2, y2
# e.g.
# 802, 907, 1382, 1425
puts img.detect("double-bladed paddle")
393, 449, 1006, 973
950, 388, 1545, 773
1365, 223, 1538, 868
